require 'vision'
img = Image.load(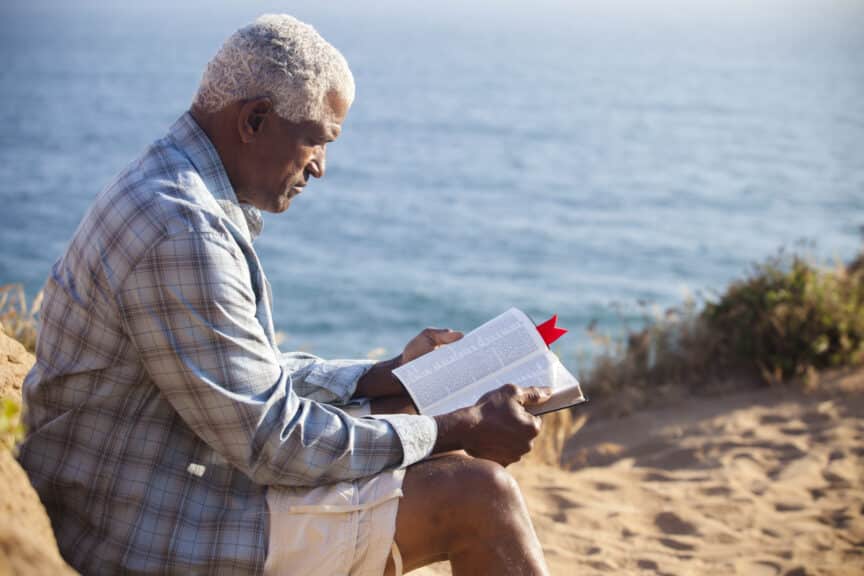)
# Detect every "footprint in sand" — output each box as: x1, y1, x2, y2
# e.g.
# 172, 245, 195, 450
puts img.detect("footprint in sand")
779, 425, 809, 436
819, 507, 853, 529
643, 471, 674, 482
658, 537, 695, 551
800, 411, 832, 429
727, 453, 773, 494
809, 488, 826, 500
541, 489, 582, 523
637, 559, 677, 576
736, 559, 782, 576
655, 511, 699, 536
700, 485, 732, 497
586, 560, 616, 572
759, 414, 789, 425
828, 449, 845, 461
774, 502, 806, 512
